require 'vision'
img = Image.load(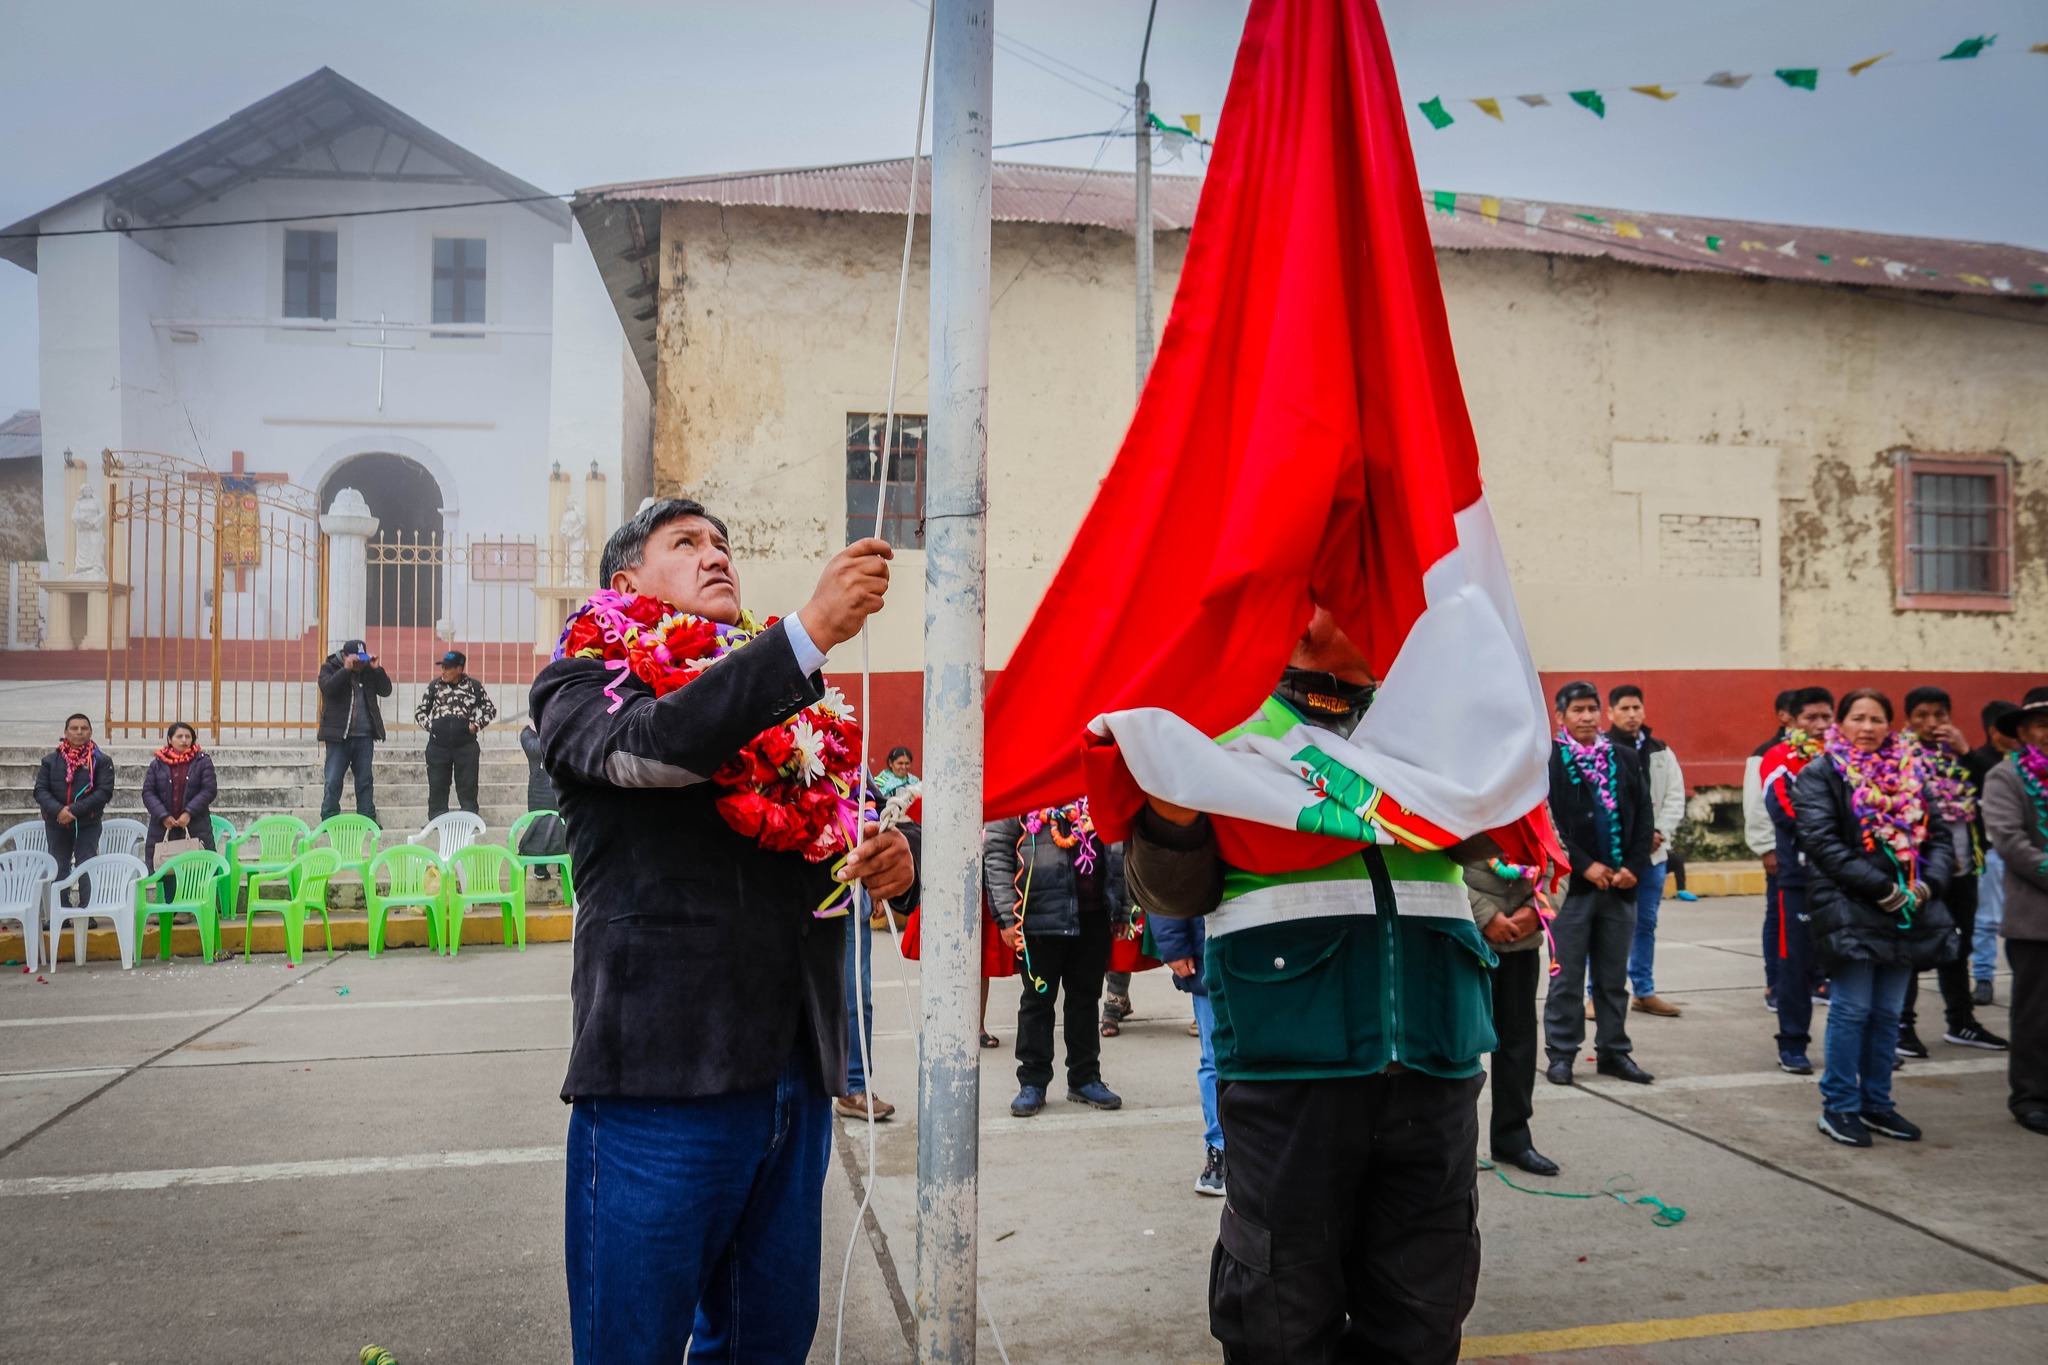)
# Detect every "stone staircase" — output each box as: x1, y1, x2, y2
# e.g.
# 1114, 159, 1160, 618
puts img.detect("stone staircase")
0, 733, 537, 843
